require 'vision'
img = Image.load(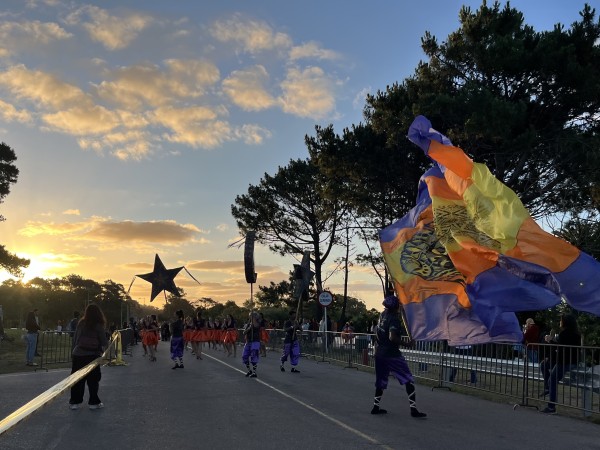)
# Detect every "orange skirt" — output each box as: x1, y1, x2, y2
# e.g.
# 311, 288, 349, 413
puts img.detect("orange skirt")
223, 329, 238, 344
183, 330, 193, 342
192, 329, 210, 342
143, 331, 158, 346
260, 328, 270, 343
